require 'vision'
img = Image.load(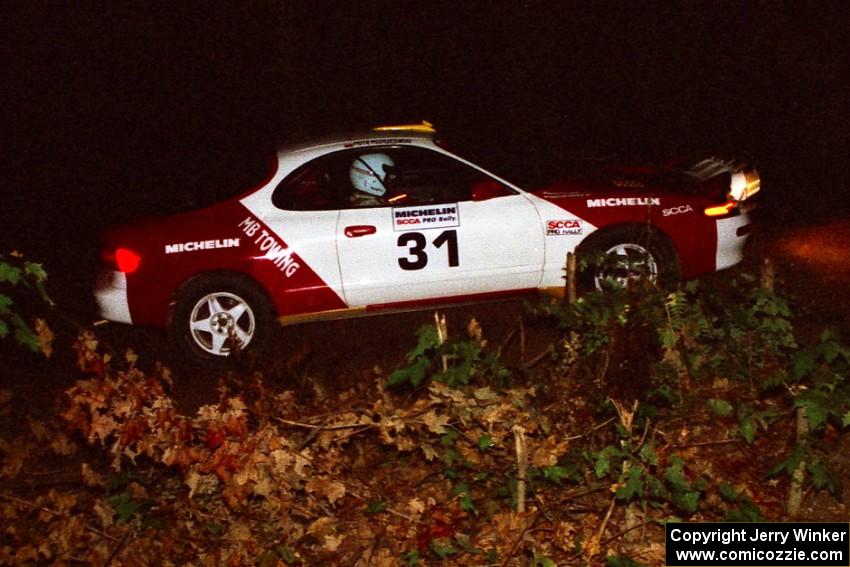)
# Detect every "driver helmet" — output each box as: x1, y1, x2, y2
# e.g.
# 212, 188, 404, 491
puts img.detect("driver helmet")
349, 153, 395, 197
